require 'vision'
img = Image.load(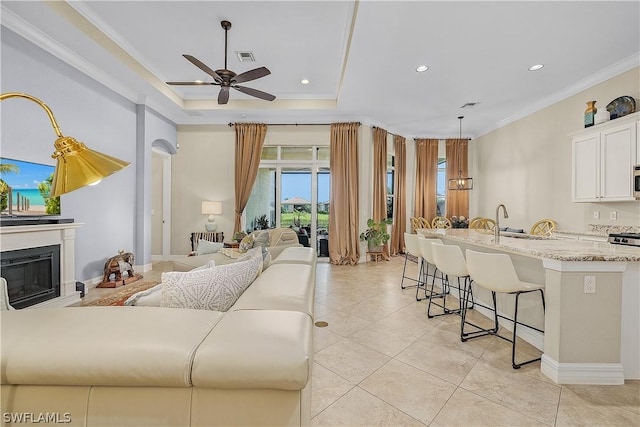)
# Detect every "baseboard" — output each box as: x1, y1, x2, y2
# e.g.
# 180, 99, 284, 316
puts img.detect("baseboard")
540, 354, 625, 385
